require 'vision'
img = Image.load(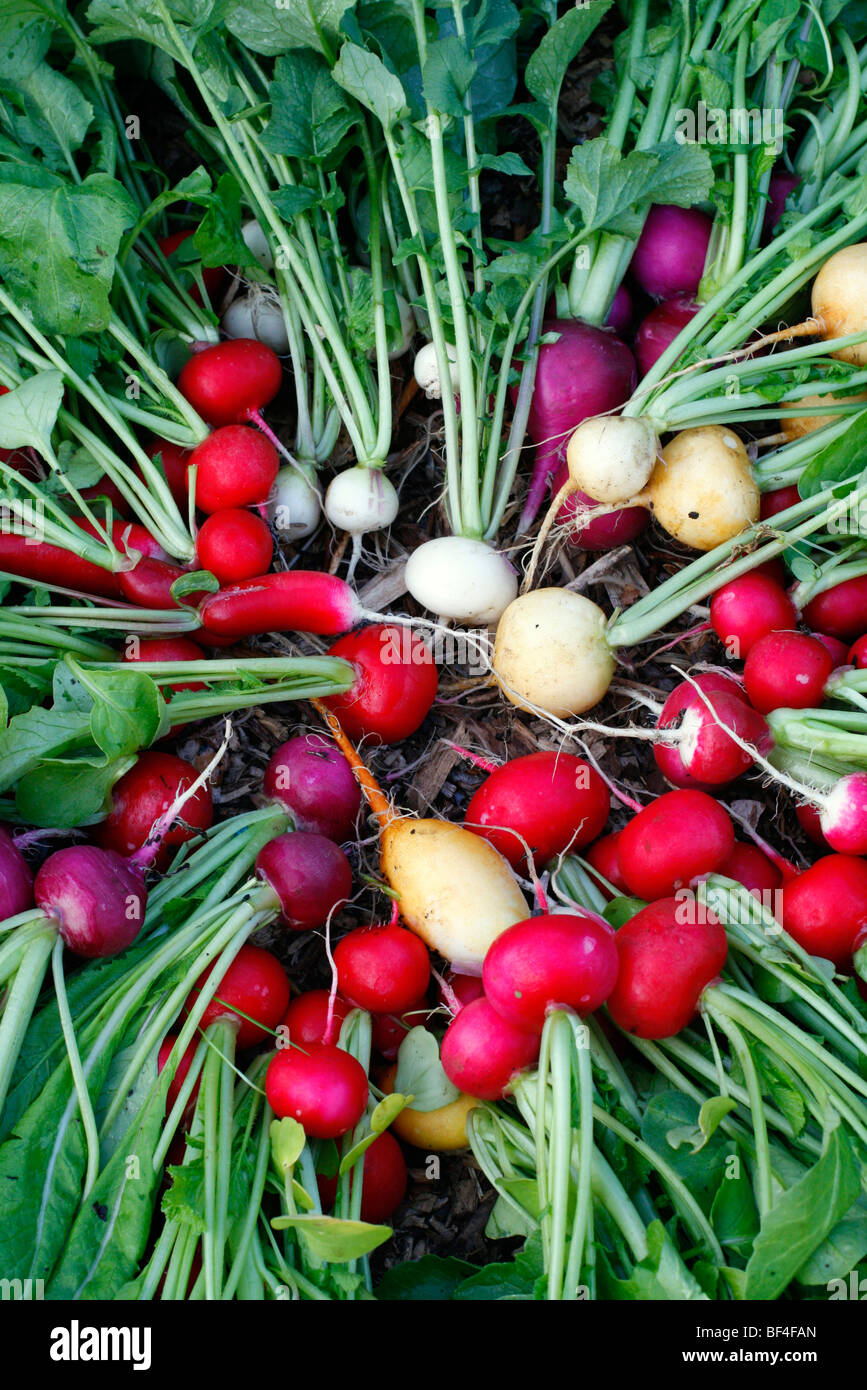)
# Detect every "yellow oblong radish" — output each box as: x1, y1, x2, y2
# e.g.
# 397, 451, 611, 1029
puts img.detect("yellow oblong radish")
642, 425, 759, 551
381, 1064, 477, 1150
